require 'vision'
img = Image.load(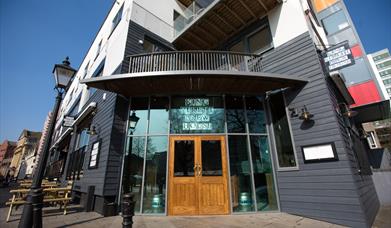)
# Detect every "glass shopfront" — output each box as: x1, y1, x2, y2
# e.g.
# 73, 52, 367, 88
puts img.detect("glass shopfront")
121, 95, 278, 214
